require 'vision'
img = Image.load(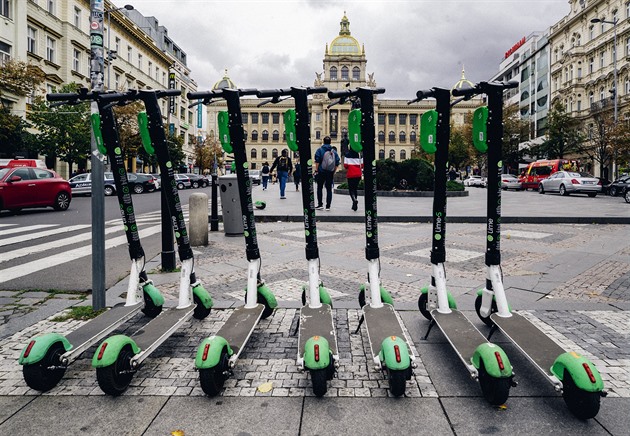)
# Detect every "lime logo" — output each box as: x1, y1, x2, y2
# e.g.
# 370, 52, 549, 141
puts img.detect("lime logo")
487, 235, 494, 242
123, 187, 129, 194
434, 234, 442, 240
304, 208, 308, 214
119, 168, 125, 175
131, 225, 137, 231
436, 212, 443, 217
308, 159, 313, 165
372, 160, 376, 166
244, 231, 249, 237
175, 232, 181, 238
367, 232, 373, 237
243, 162, 249, 169
166, 161, 172, 168
498, 160, 503, 168
127, 206, 133, 213
124, 225, 128, 231
115, 147, 122, 155
305, 230, 310, 236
